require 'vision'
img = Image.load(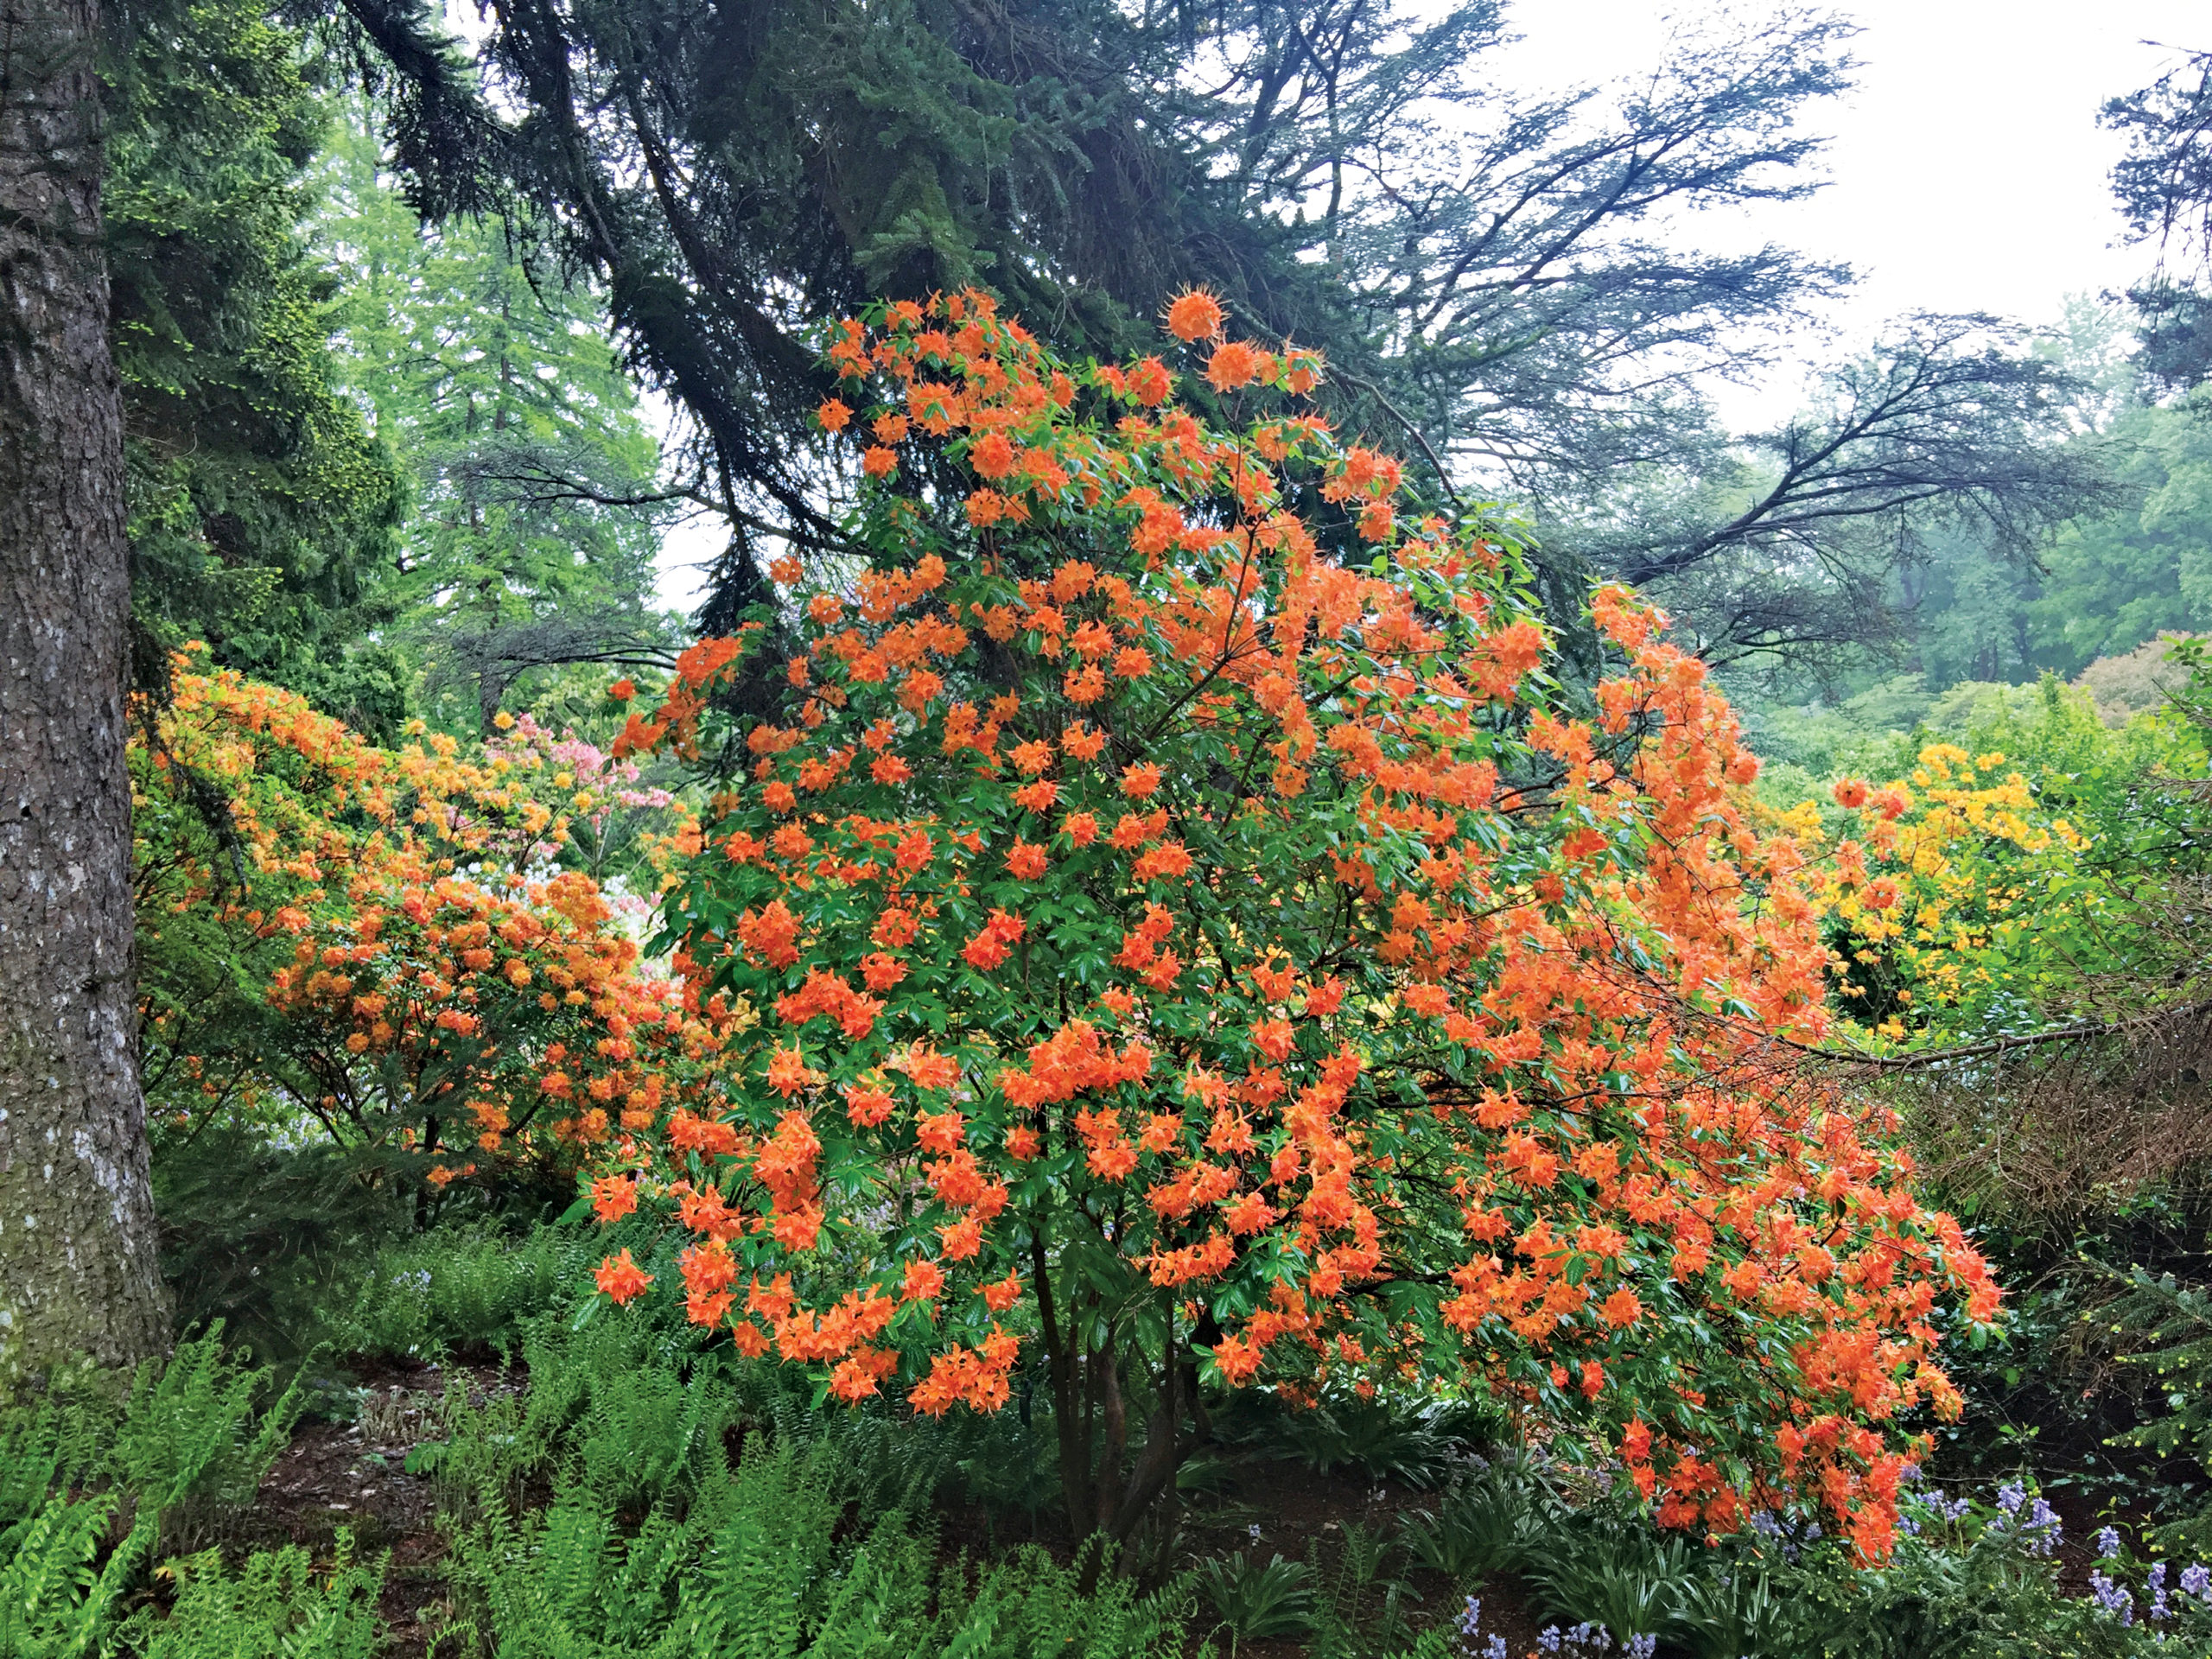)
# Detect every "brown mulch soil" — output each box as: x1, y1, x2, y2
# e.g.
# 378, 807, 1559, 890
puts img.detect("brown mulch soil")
238, 1353, 518, 1659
